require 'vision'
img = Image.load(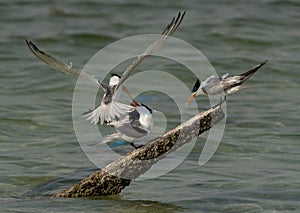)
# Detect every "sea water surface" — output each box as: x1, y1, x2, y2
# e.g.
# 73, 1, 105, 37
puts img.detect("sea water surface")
1, 0, 300, 212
